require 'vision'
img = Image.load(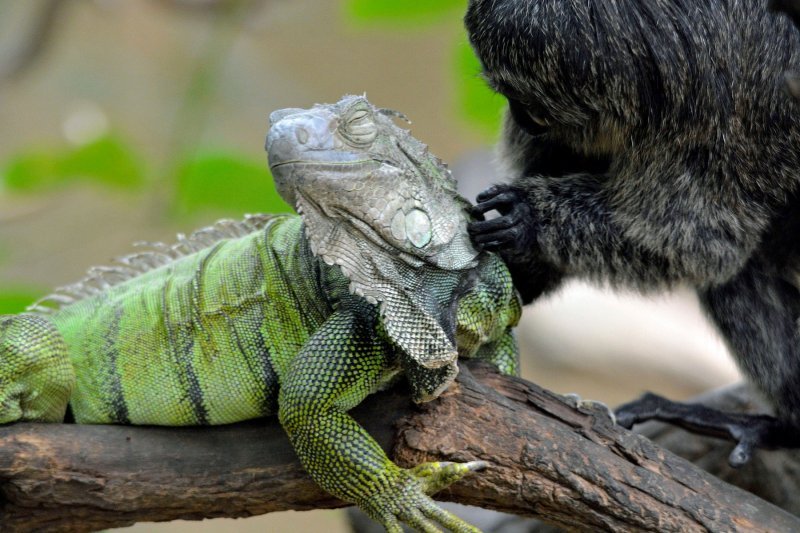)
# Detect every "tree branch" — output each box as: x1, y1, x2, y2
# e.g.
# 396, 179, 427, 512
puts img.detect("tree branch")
0, 362, 797, 532
636, 384, 800, 518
